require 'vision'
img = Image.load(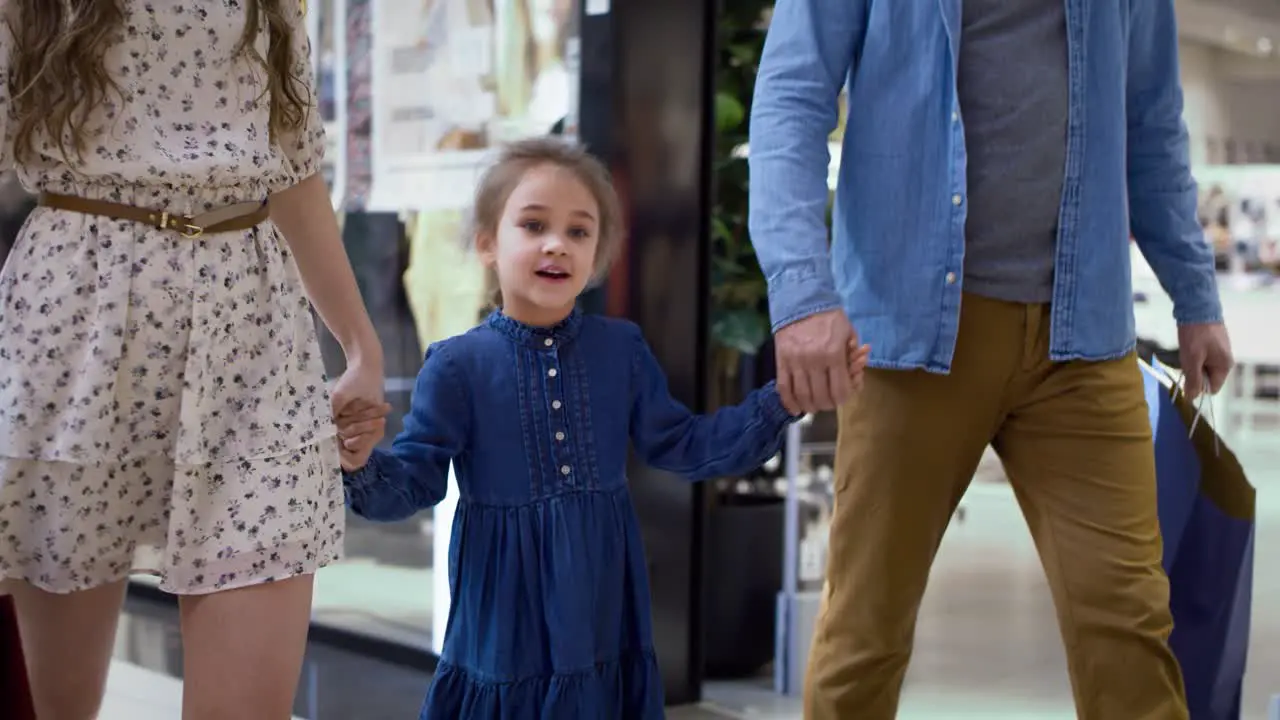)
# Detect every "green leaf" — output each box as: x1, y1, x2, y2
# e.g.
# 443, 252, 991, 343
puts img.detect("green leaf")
710, 0, 774, 362
728, 42, 758, 68
711, 309, 770, 355
715, 92, 745, 133
711, 216, 732, 243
